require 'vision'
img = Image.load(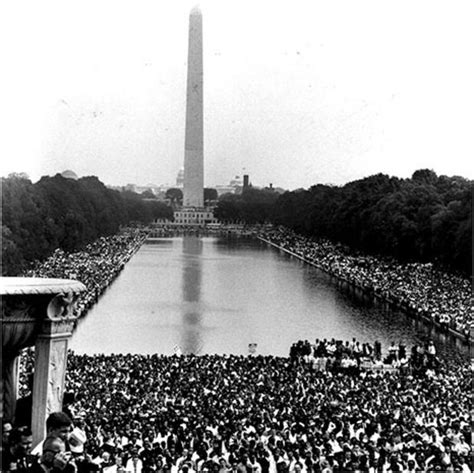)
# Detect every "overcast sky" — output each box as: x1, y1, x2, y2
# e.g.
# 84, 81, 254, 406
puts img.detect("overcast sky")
1, 0, 473, 190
